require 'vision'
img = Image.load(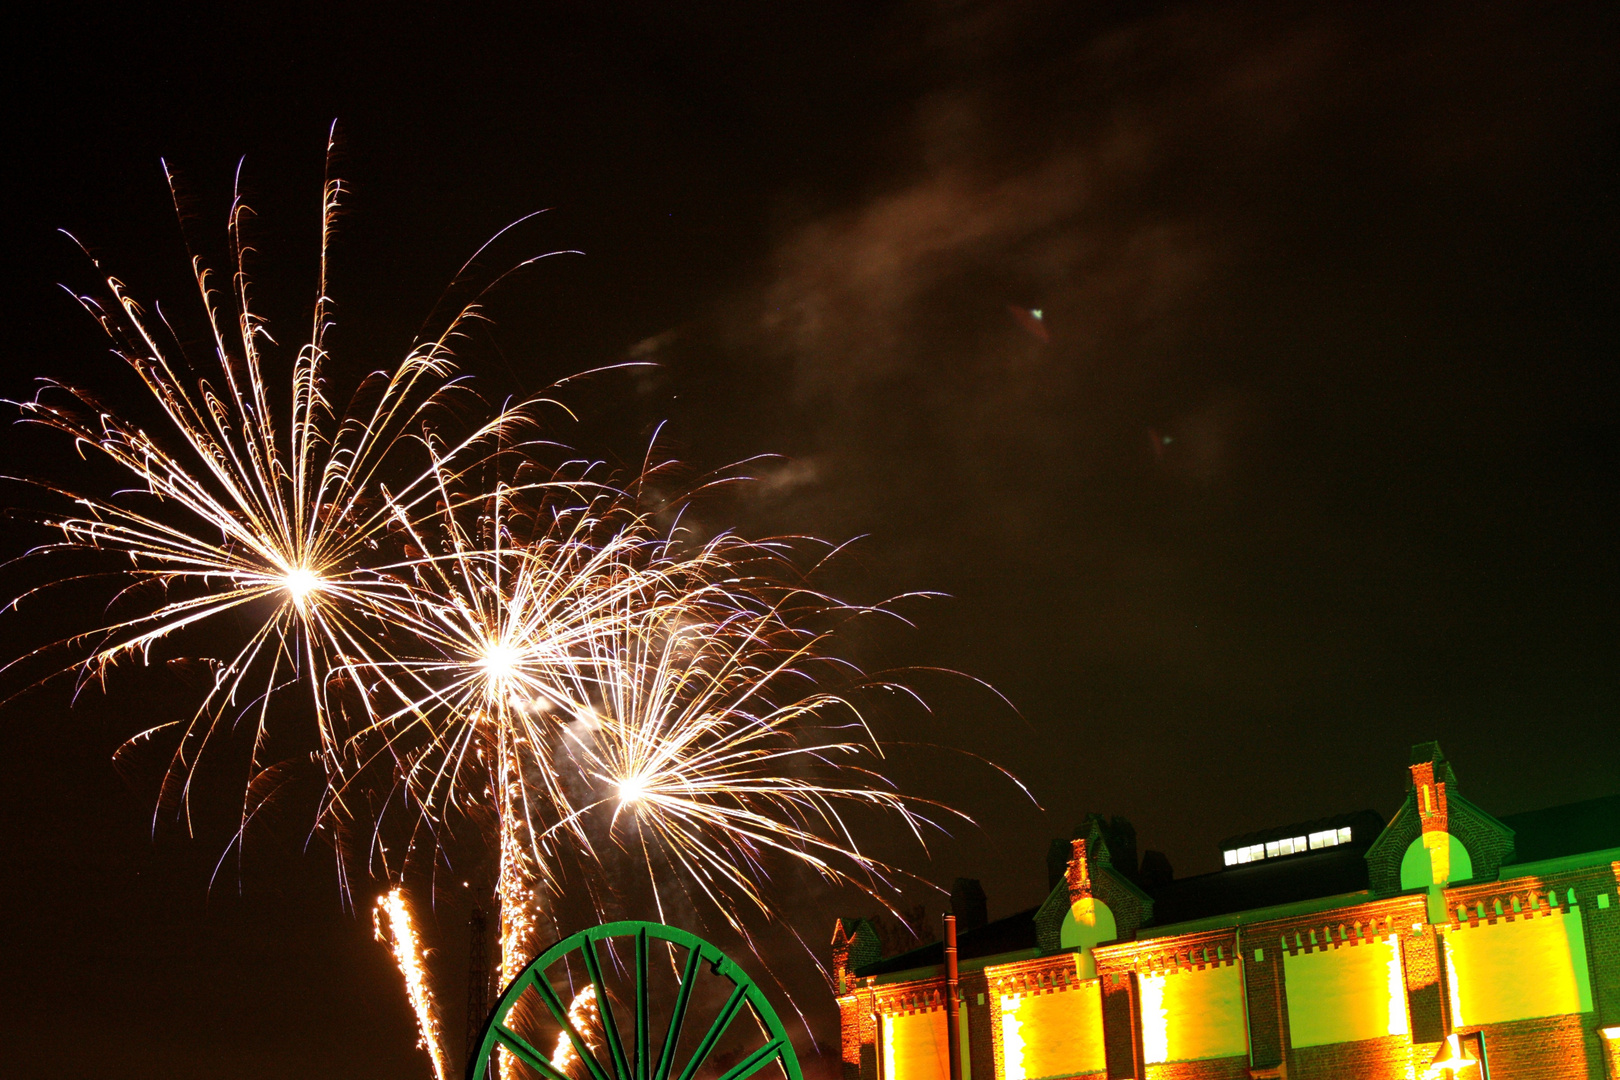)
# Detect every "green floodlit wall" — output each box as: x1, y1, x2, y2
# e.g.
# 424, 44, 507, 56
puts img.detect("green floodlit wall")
884, 1006, 969, 1080
1444, 907, 1593, 1026
998, 981, 1105, 1080
1138, 965, 1247, 1064
1282, 935, 1410, 1048
1400, 833, 1473, 889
